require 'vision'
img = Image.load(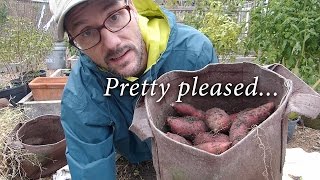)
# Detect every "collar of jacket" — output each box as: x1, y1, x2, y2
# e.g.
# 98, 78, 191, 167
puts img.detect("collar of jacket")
125, 13, 170, 82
